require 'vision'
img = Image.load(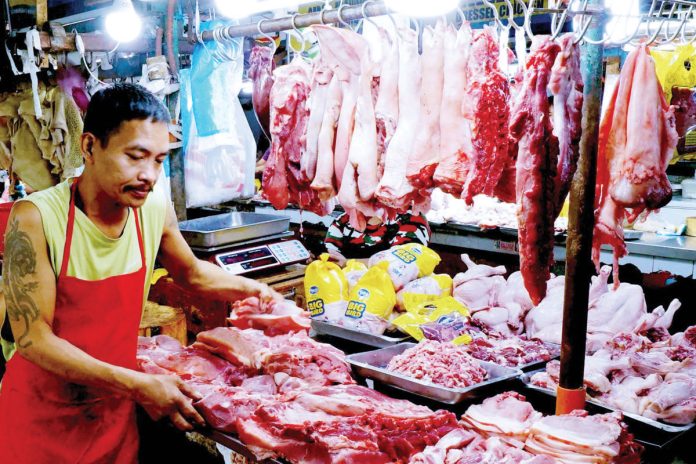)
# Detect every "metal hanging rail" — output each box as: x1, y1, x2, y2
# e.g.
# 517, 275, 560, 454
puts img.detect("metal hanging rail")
200, 1, 389, 42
